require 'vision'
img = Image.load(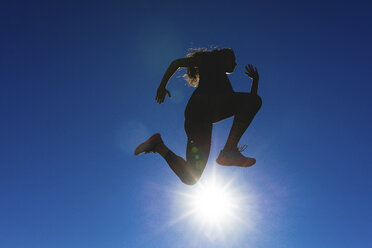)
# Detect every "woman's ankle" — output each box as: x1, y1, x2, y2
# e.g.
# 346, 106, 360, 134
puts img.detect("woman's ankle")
223, 138, 239, 151
155, 142, 169, 157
